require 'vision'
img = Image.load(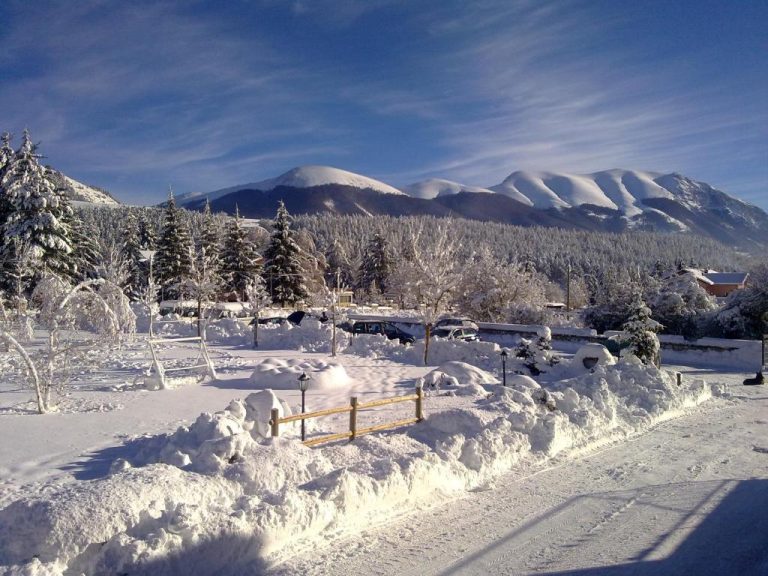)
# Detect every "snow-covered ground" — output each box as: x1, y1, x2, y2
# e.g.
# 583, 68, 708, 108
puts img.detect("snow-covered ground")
0, 320, 764, 575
